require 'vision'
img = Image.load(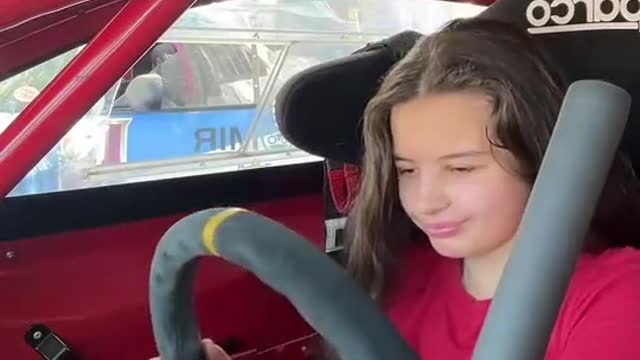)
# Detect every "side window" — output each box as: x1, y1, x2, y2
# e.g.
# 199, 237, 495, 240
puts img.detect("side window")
105, 41, 293, 167
5, 37, 370, 197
